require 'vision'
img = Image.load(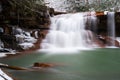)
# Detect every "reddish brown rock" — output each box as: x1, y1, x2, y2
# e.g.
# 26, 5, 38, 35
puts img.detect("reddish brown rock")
98, 35, 120, 47
33, 62, 54, 68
